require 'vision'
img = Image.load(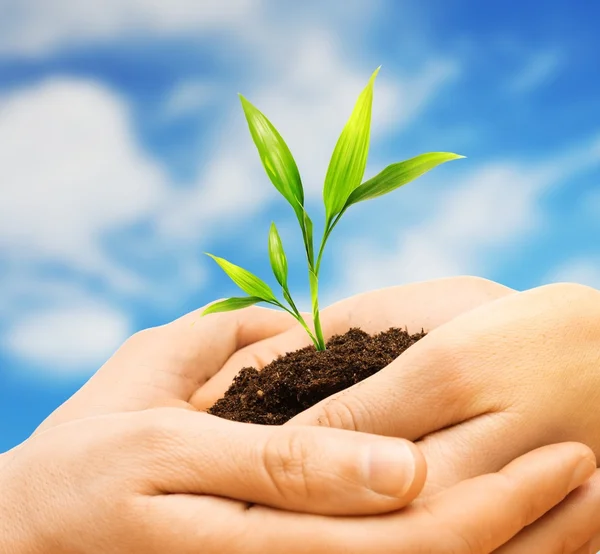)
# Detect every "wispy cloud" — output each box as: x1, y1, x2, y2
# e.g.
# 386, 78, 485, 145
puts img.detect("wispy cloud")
0, 0, 262, 55
161, 80, 221, 120
4, 303, 131, 374
508, 49, 563, 94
